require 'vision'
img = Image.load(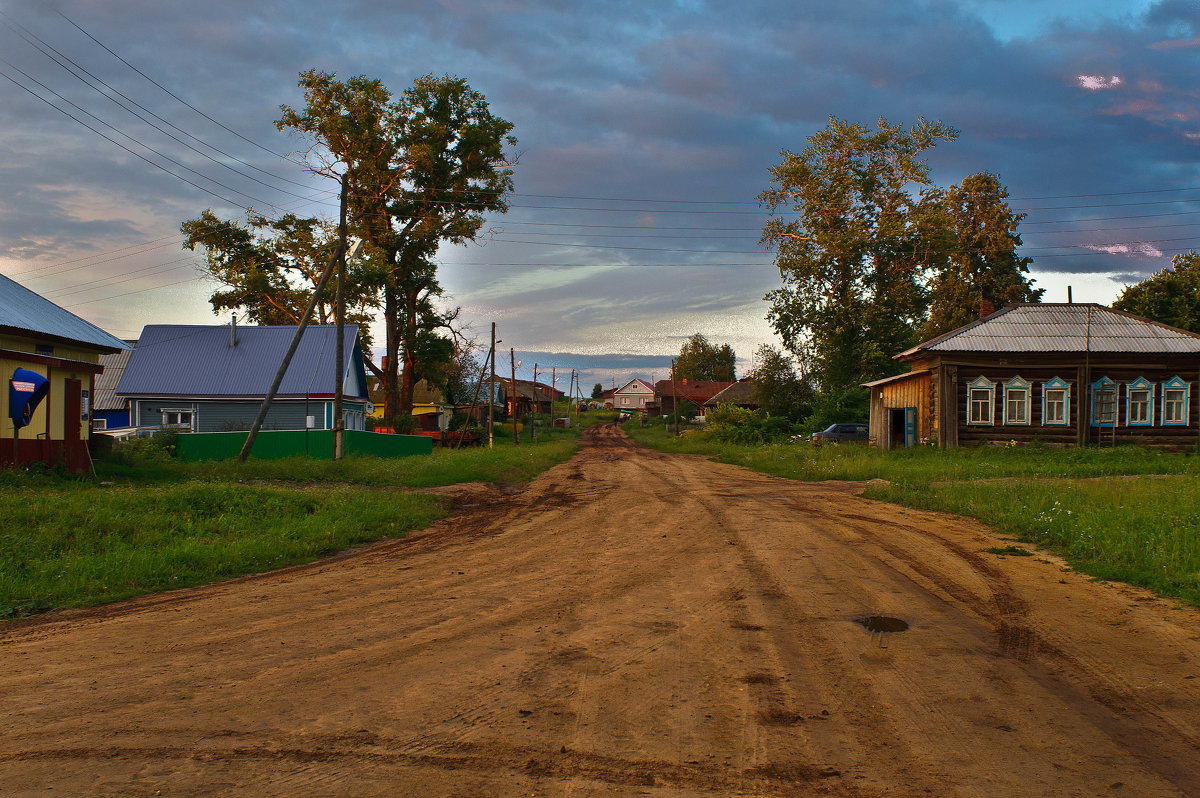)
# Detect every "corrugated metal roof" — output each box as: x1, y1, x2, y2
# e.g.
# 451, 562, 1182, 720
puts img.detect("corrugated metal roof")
902, 304, 1200, 356
862, 370, 929, 389
116, 324, 365, 398
93, 345, 135, 410
0, 272, 131, 352
704, 380, 757, 406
